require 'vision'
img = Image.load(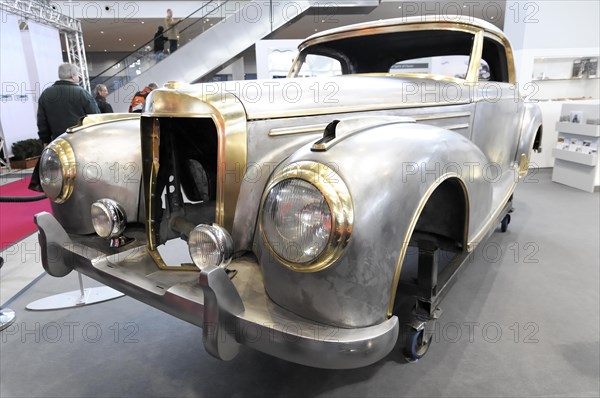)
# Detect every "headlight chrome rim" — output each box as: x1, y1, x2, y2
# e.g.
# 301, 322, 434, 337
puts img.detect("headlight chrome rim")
188, 224, 234, 269
41, 139, 76, 204
91, 199, 127, 238
259, 161, 354, 273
